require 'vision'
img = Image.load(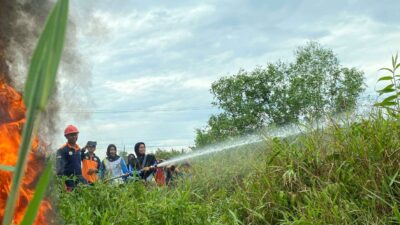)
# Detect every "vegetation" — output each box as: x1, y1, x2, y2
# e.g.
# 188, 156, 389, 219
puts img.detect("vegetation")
195, 42, 365, 147
1, 0, 397, 224
56, 113, 400, 225
375, 53, 400, 116
1, 1, 68, 224
52, 44, 400, 225
155, 149, 186, 160
55, 54, 400, 224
